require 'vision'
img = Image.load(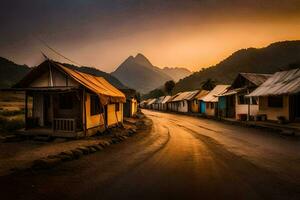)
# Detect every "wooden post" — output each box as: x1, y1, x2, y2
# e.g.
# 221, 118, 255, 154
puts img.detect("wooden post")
83, 89, 87, 136
51, 94, 54, 133
25, 91, 28, 130
247, 89, 250, 121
